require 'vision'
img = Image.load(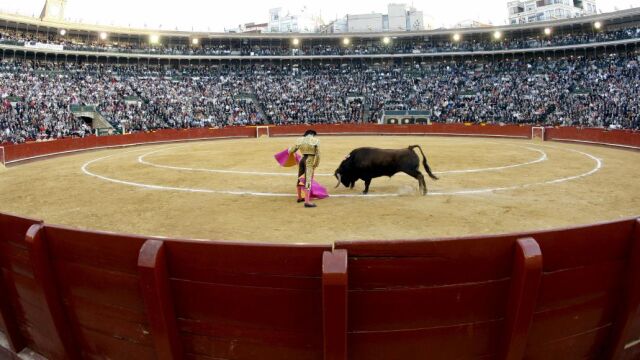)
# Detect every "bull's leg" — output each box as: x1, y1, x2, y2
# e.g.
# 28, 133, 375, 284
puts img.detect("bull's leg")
363, 178, 372, 194
405, 169, 427, 195
418, 174, 427, 195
